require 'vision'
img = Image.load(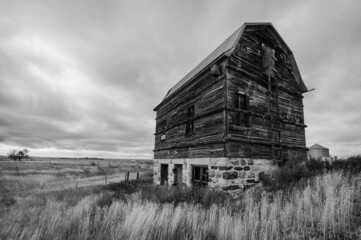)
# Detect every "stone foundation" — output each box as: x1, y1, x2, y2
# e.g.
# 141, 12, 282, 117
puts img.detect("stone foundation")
153, 158, 278, 193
